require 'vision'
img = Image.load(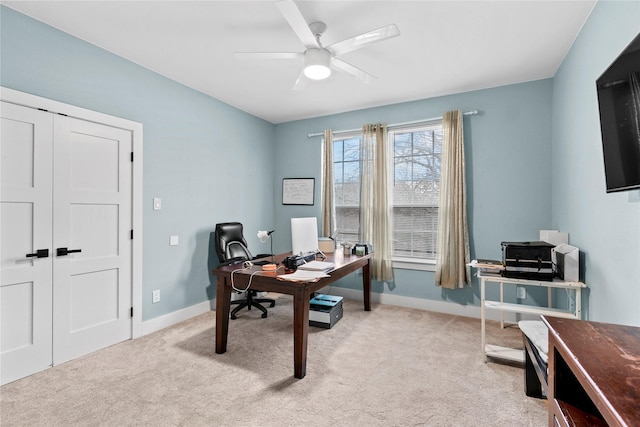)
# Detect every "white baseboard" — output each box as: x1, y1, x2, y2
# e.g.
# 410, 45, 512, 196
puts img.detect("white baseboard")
141, 300, 212, 336
316, 287, 534, 324
141, 289, 535, 336
318, 287, 480, 317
